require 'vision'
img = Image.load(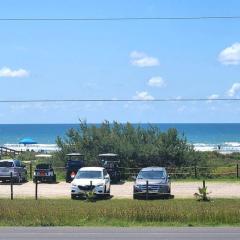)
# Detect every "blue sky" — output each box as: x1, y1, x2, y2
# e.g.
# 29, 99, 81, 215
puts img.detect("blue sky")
1, 0, 240, 123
